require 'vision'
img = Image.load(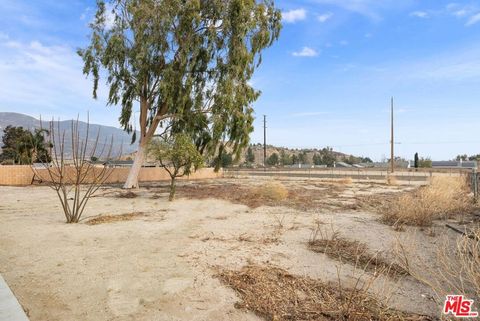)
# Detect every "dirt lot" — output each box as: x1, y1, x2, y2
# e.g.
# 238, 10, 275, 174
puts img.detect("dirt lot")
0, 177, 464, 320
